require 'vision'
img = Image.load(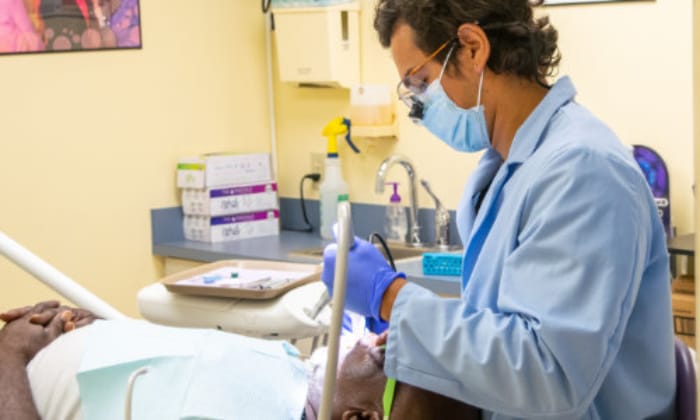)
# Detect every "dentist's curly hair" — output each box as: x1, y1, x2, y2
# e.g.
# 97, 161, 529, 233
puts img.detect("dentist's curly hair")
374, 0, 561, 86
